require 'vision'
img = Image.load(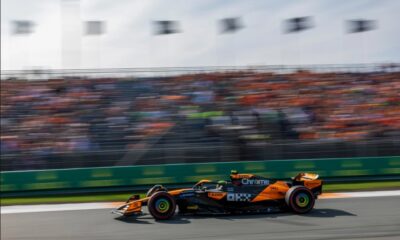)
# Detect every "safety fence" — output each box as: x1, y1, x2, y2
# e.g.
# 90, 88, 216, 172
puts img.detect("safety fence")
1, 156, 399, 195
2, 64, 399, 80
2, 137, 399, 171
